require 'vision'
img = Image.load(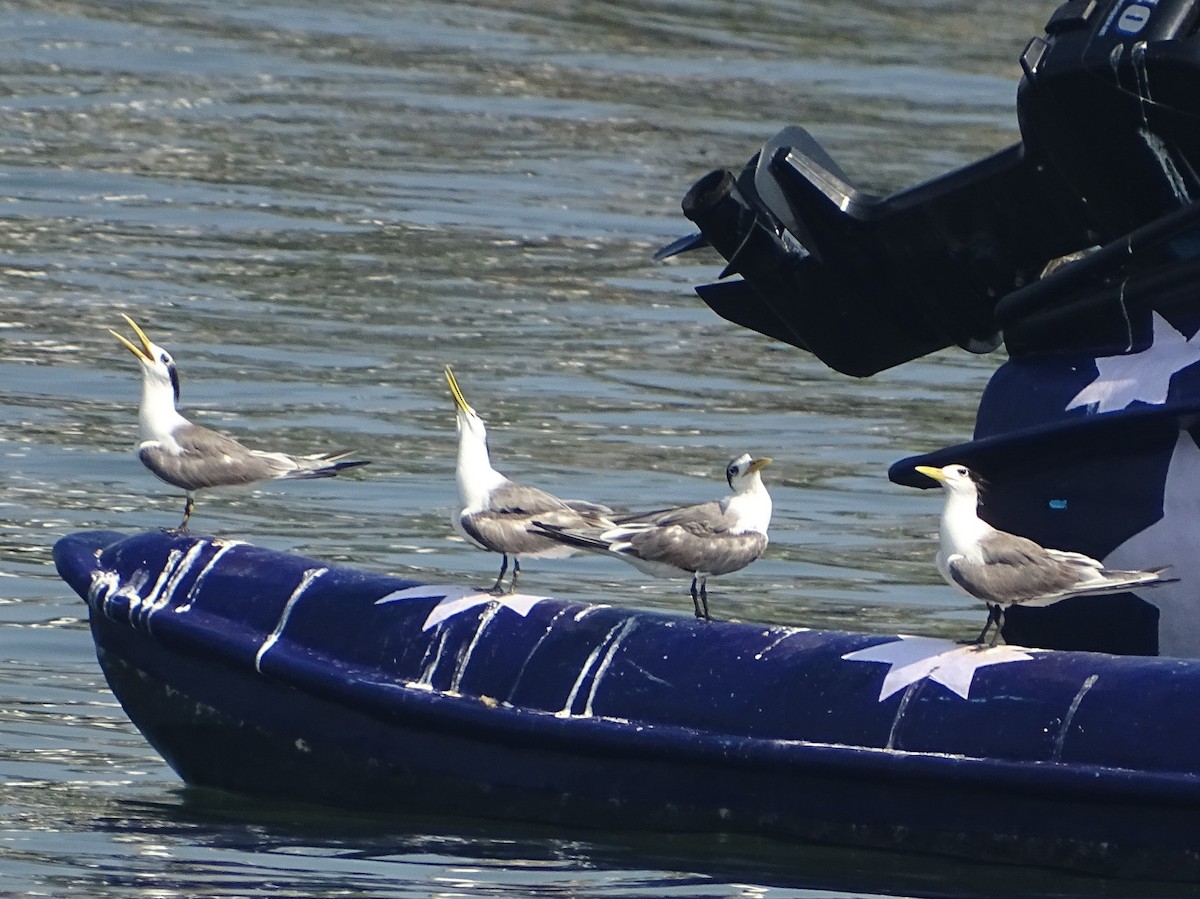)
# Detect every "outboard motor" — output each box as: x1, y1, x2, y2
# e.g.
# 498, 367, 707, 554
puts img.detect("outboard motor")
670, 0, 1200, 376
